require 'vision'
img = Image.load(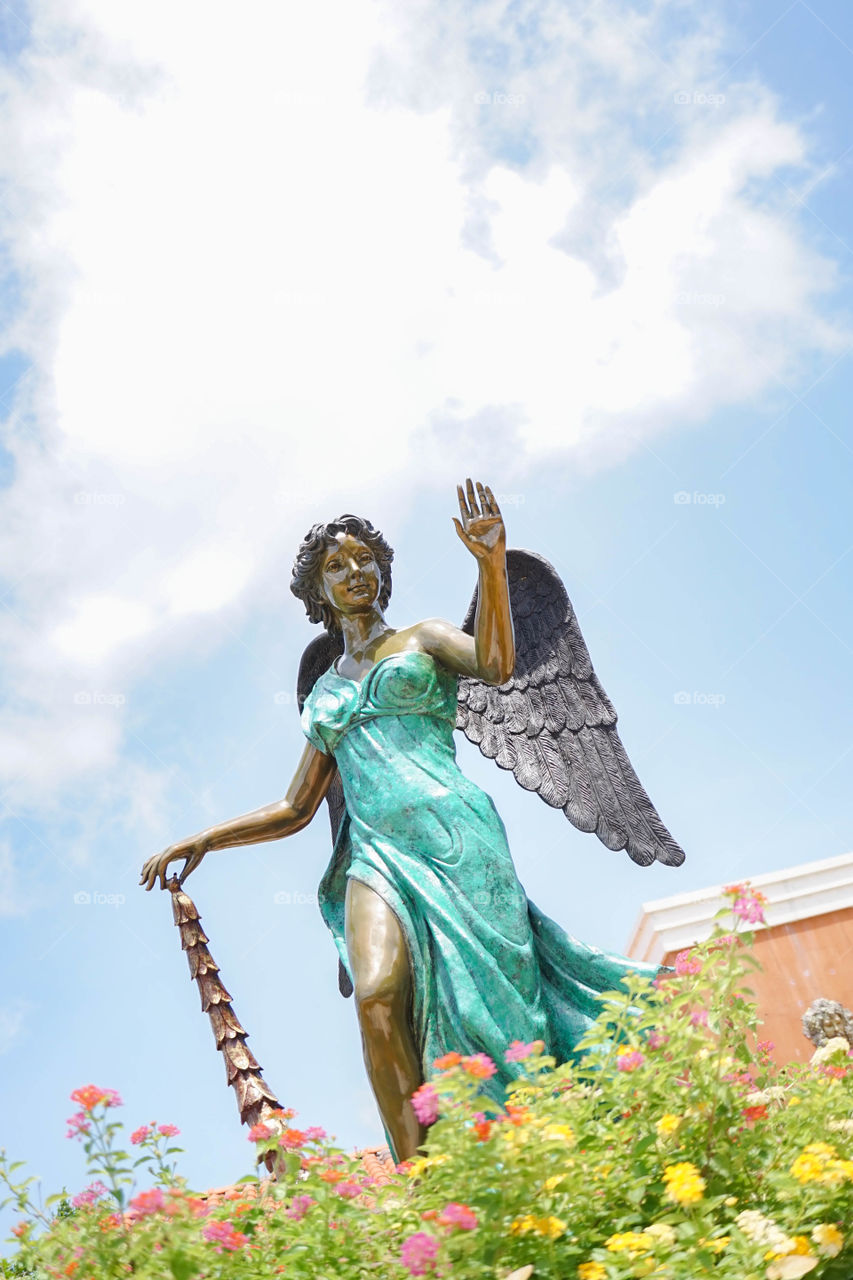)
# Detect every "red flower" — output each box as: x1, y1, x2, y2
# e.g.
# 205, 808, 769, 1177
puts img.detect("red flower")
742, 1105, 768, 1125
473, 1114, 493, 1141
